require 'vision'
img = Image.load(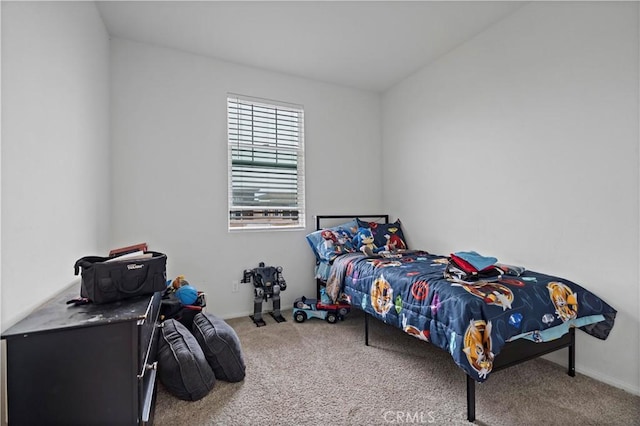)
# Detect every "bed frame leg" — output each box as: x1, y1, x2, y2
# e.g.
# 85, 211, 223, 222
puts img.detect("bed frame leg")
466, 375, 475, 422
364, 313, 369, 346
568, 327, 576, 377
